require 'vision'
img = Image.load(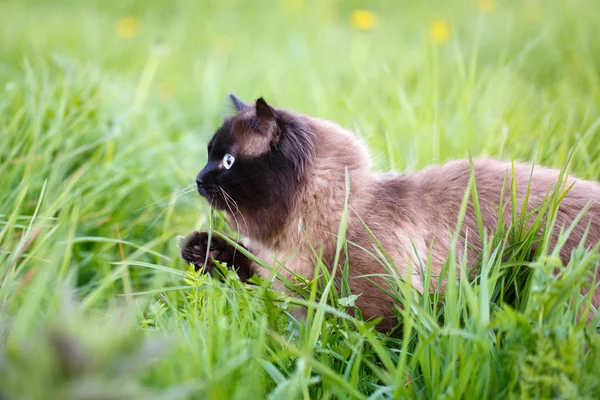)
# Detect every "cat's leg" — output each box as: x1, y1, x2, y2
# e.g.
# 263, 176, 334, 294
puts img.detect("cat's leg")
179, 230, 256, 282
